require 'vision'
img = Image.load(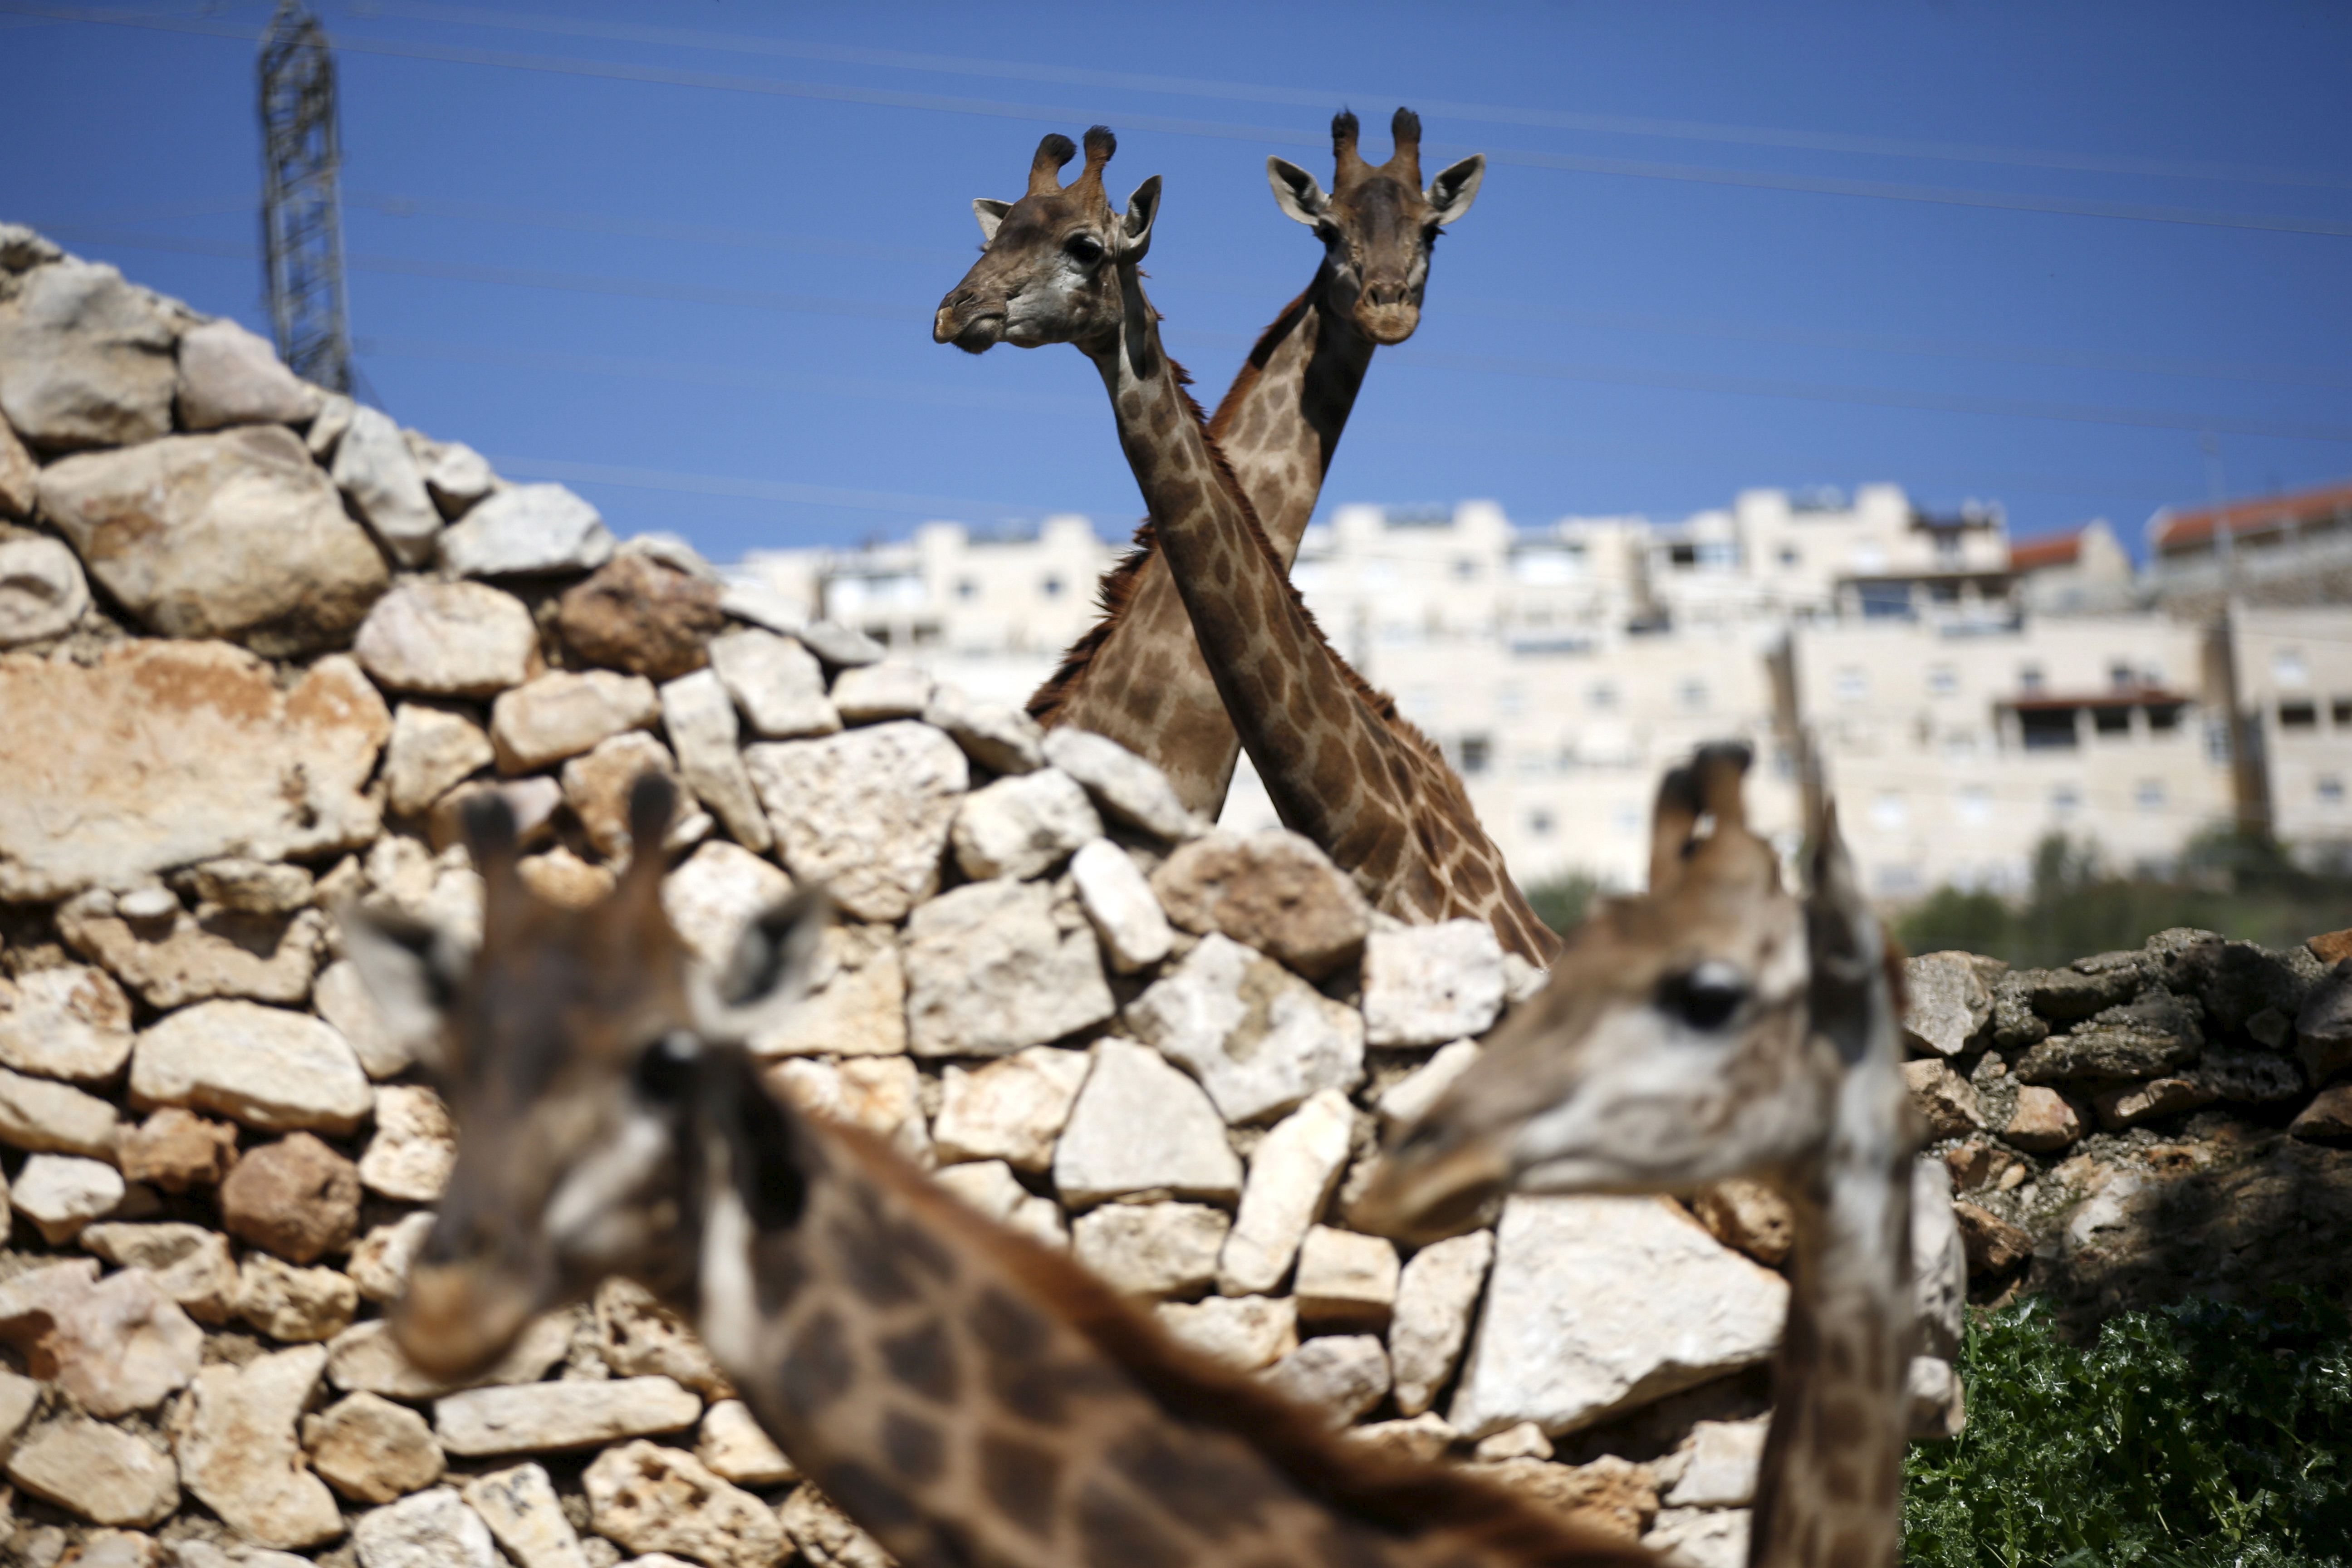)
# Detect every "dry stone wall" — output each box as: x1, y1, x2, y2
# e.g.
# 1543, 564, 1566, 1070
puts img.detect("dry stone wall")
0, 227, 2343, 1568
